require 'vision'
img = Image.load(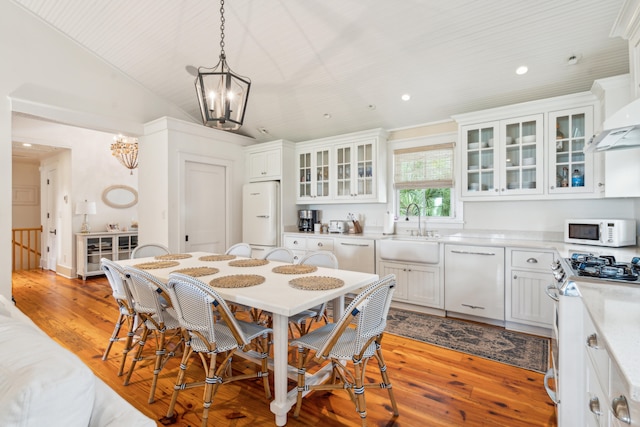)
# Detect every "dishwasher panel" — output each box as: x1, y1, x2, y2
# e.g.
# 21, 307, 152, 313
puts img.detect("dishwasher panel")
444, 244, 505, 321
